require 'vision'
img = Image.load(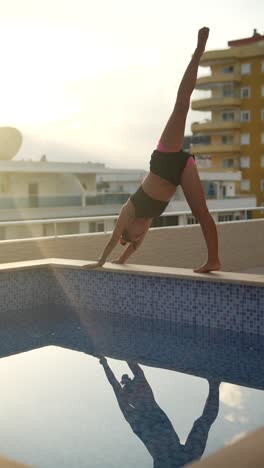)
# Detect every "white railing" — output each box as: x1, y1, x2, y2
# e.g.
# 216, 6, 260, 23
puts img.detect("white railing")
0, 206, 263, 240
